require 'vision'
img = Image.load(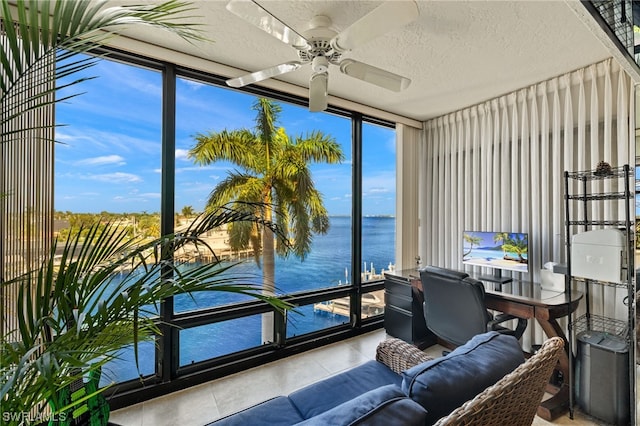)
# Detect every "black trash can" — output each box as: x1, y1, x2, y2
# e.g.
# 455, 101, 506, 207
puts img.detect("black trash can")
575, 330, 630, 426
